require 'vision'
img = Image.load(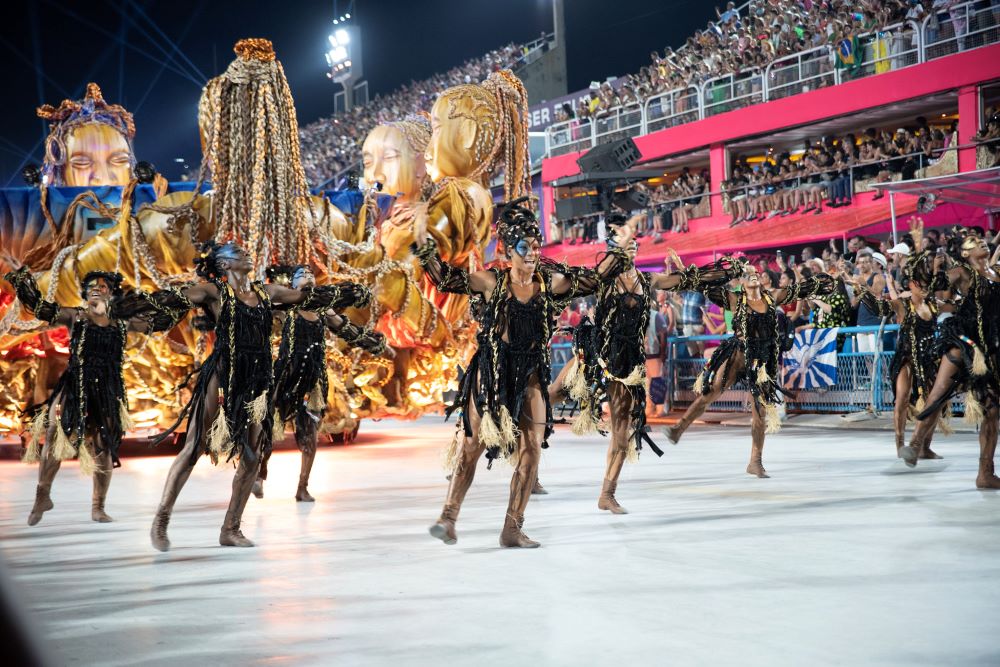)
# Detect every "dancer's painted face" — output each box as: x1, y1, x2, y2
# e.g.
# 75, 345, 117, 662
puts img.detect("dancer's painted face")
741, 266, 761, 288
217, 245, 252, 272
85, 278, 112, 305
509, 237, 541, 272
